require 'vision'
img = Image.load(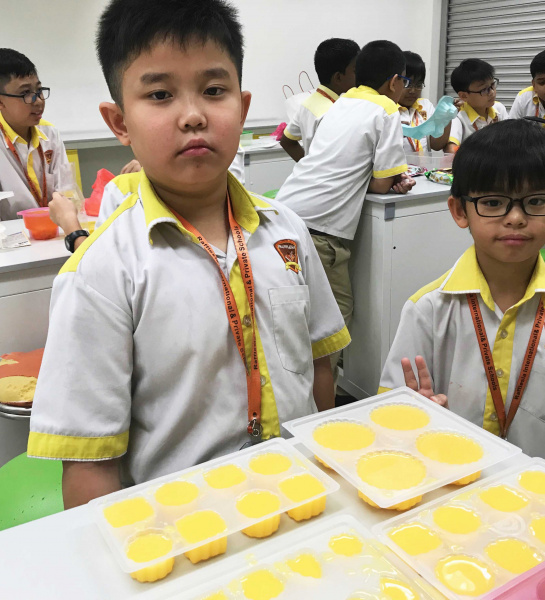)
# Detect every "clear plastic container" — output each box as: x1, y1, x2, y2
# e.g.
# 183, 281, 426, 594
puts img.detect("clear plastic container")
171, 514, 440, 600
282, 387, 521, 509
405, 151, 454, 171
374, 457, 545, 599
90, 438, 338, 573
239, 131, 254, 146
